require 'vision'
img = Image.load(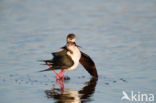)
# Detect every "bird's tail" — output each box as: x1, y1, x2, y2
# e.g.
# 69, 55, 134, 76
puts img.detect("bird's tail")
39, 67, 53, 72
38, 59, 54, 72
37, 59, 53, 63
38, 59, 53, 66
